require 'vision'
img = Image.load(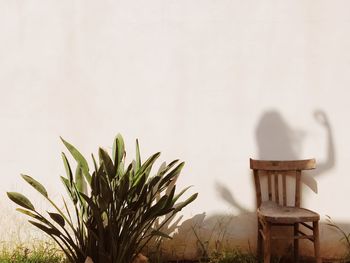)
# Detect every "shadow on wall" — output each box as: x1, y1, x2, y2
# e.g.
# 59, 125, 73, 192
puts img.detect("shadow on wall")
145, 109, 343, 261
255, 109, 335, 193
215, 109, 335, 212
147, 214, 350, 261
